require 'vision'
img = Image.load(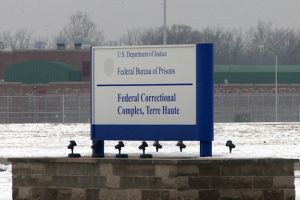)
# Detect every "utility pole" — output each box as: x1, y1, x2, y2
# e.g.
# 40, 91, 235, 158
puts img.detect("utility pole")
275, 55, 278, 121
163, 0, 167, 45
